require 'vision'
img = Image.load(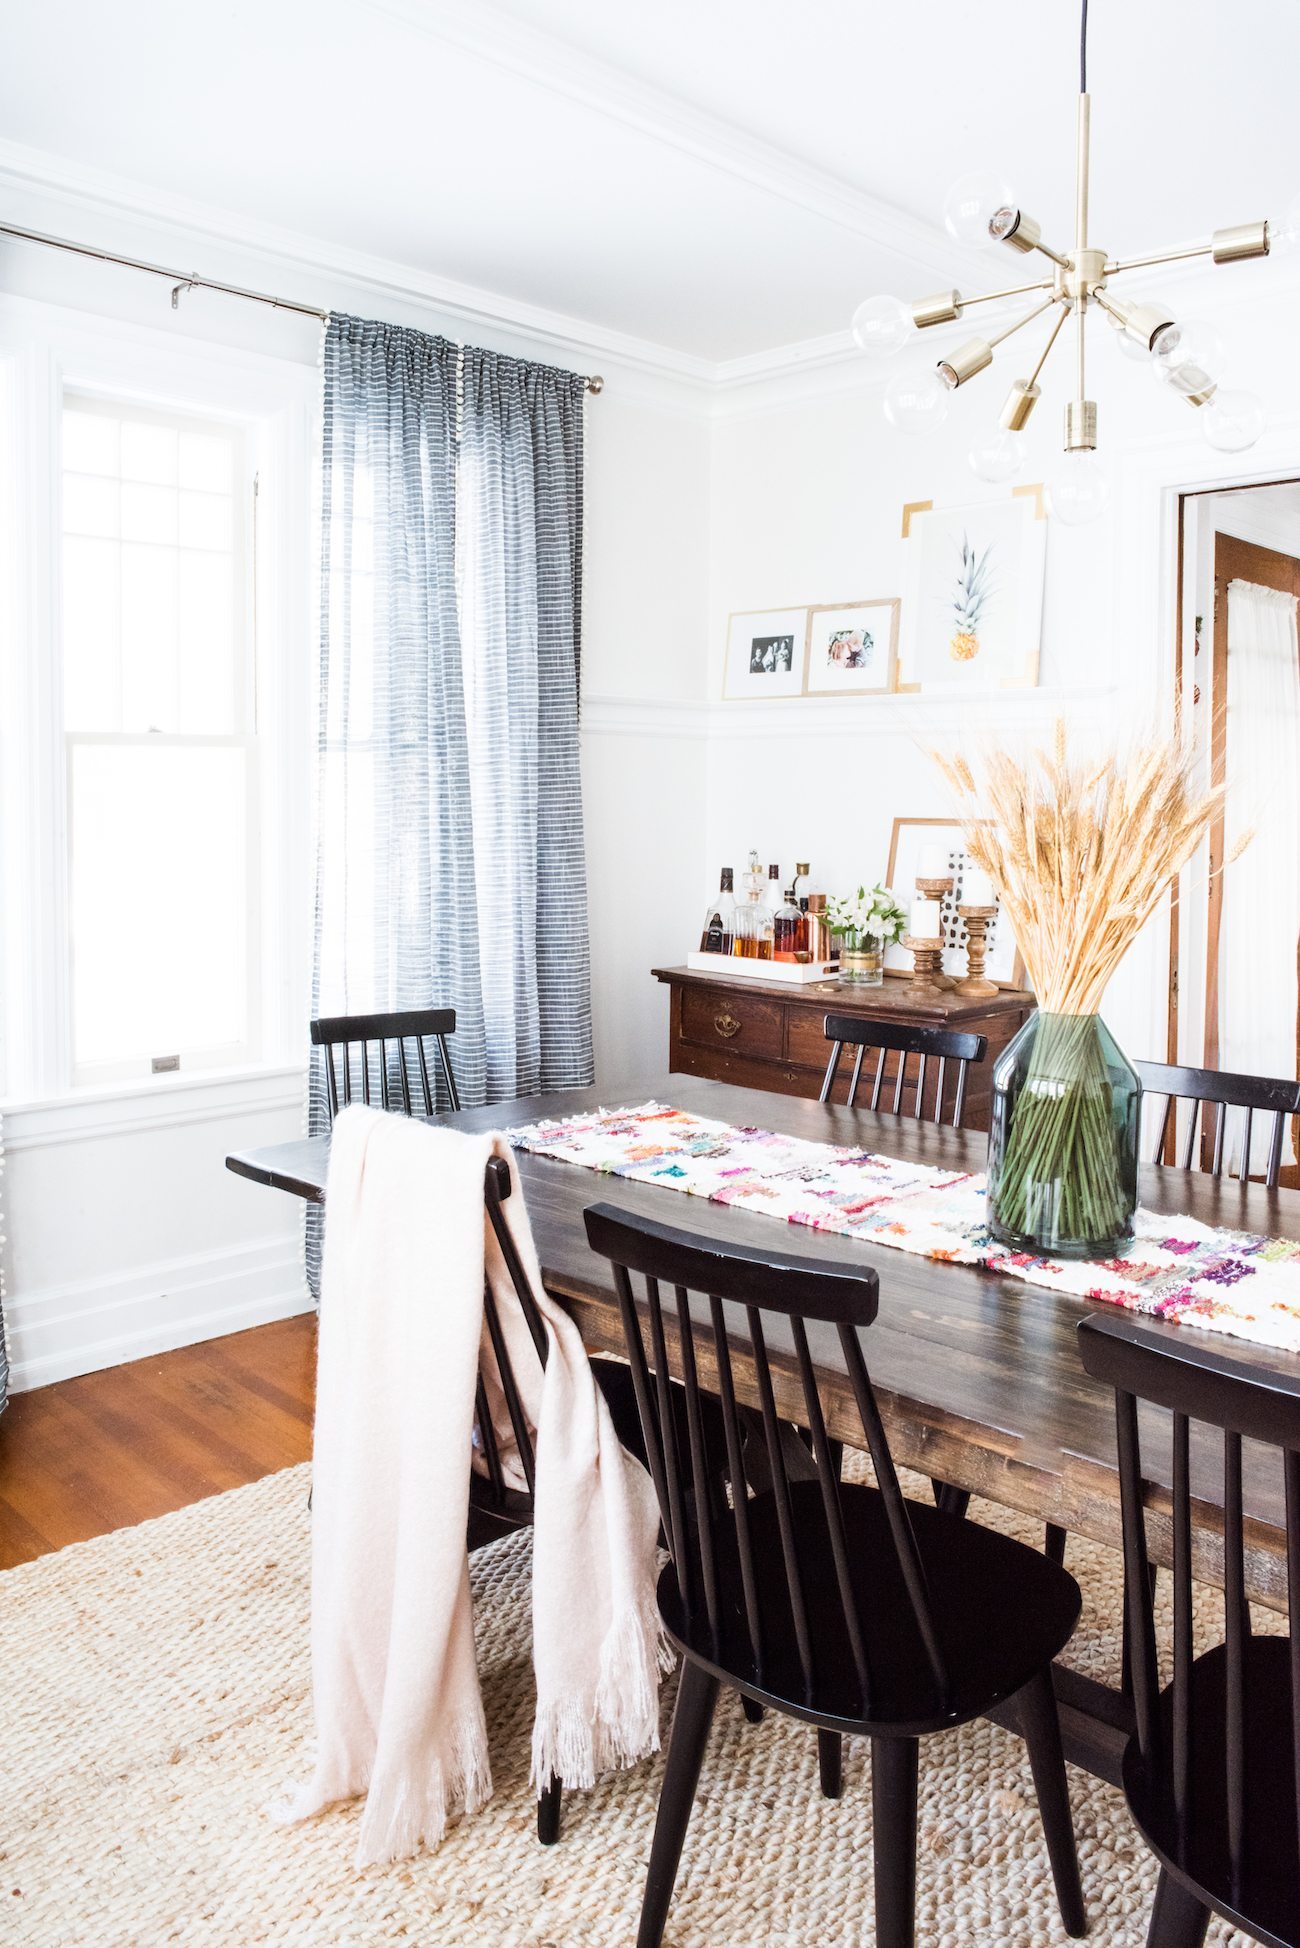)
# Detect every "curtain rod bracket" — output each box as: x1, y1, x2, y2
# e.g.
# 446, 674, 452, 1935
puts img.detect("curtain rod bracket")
586, 375, 604, 394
